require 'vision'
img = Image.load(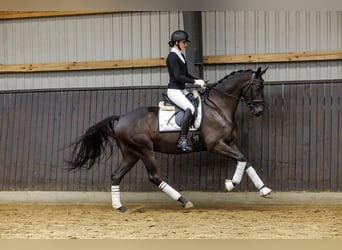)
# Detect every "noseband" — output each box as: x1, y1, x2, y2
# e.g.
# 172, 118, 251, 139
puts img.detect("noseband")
205, 72, 264, 110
